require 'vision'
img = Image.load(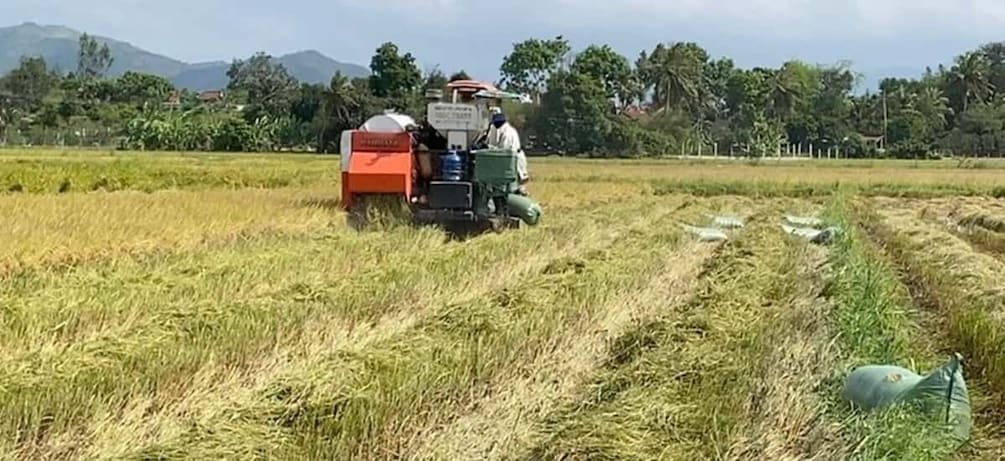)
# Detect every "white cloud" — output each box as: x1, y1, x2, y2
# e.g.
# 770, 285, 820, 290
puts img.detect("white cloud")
4, 0, 1005, 84
492, 0, 1005, 39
